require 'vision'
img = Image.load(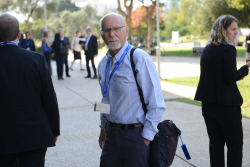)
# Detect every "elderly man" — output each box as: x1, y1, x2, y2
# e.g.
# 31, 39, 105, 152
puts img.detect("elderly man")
59, 28, 71, 77
0, 14, 60, 167
98, 13, 166, 167
83, 27, 98, 79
